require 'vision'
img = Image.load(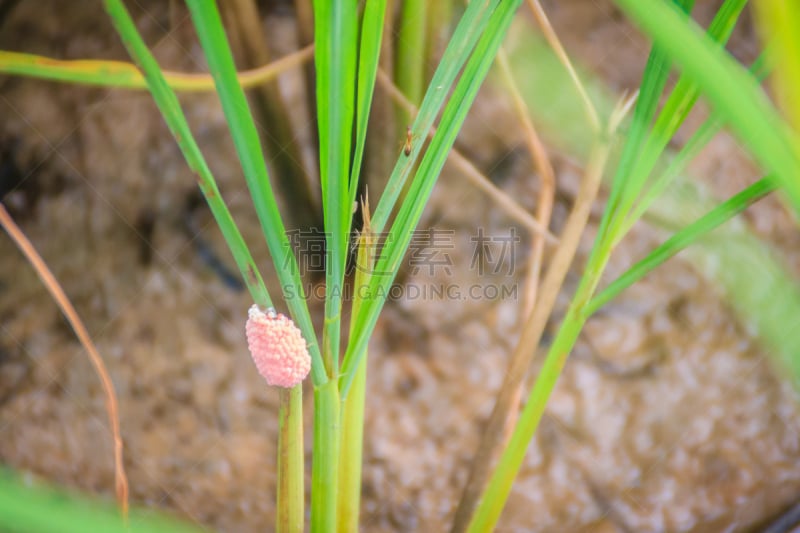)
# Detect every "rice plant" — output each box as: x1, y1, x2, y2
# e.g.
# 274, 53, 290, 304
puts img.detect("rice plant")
1, 0, 799, 531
